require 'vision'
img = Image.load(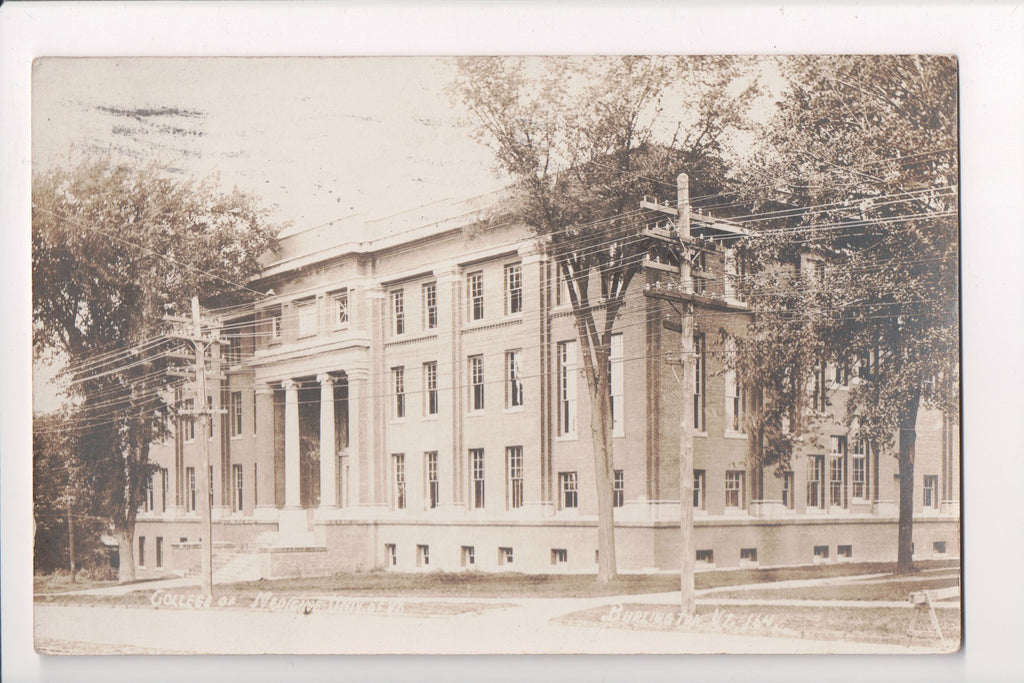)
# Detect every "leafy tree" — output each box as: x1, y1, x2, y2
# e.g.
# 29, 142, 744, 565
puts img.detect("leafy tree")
33, 409, 110, 577
33, 159, 279, 581
452, 56, 760, 581
737, 56, 959, 573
